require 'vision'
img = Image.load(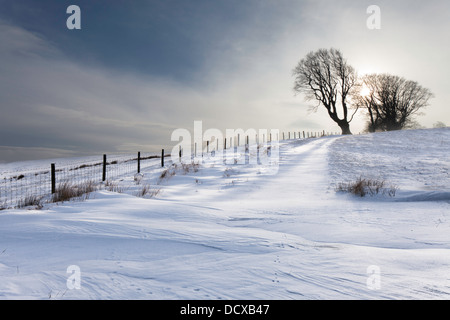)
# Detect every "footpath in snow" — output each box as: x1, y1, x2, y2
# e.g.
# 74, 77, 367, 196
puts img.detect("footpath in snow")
0, 128, 449, 299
